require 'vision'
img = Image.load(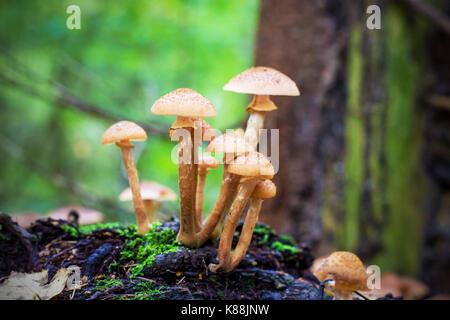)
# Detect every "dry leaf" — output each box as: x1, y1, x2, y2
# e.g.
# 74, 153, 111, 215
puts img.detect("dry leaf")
0, 268, 69, 300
